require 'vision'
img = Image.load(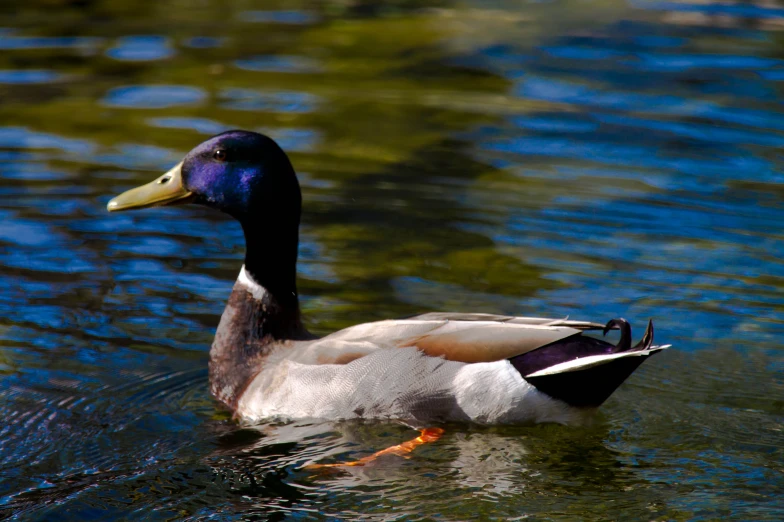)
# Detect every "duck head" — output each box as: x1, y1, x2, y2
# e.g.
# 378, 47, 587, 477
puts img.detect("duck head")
108, 130, 302, 303
107, 130, 301, 219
